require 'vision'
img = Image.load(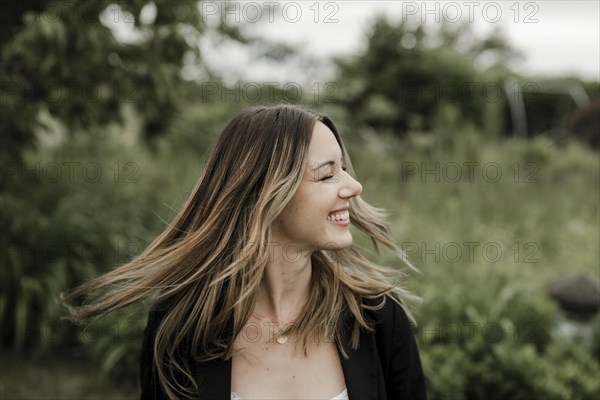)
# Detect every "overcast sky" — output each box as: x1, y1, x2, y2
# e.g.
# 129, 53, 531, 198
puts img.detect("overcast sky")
199, 0, 599, 83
